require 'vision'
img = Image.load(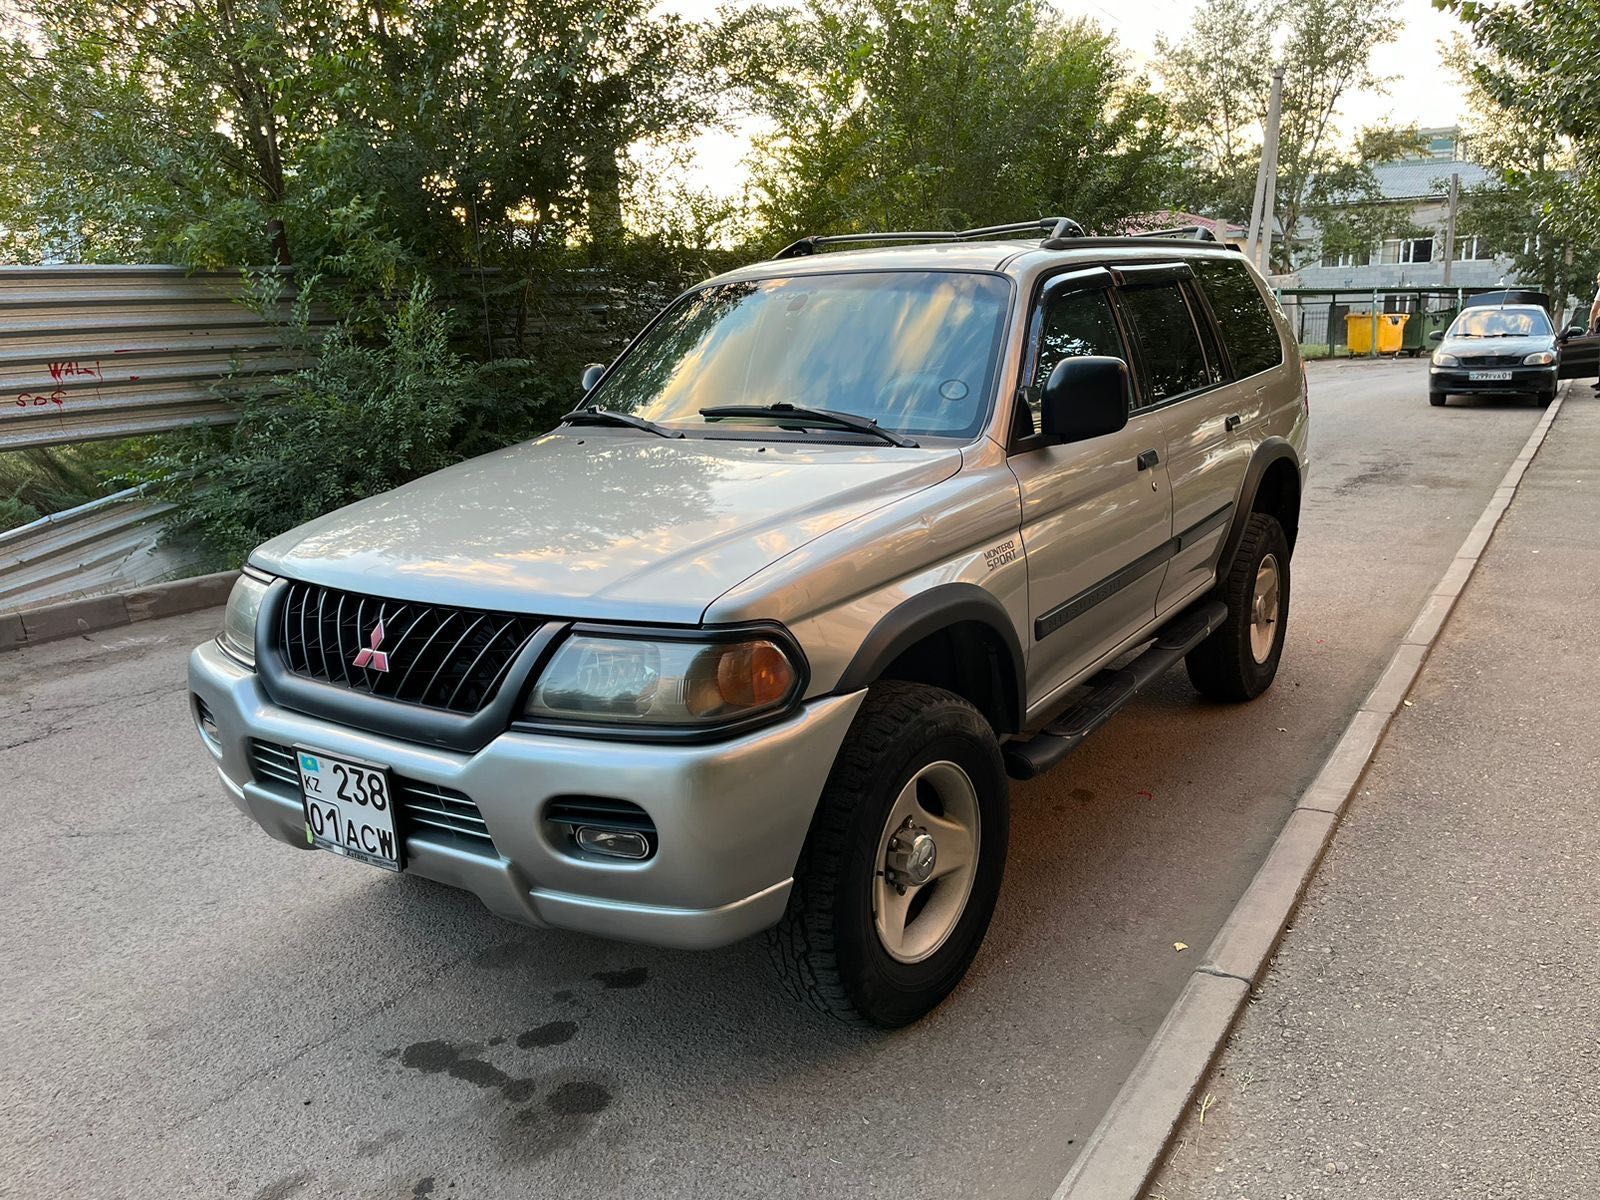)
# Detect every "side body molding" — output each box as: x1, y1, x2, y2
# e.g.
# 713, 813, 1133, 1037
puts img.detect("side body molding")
833, 583, 1026, 733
